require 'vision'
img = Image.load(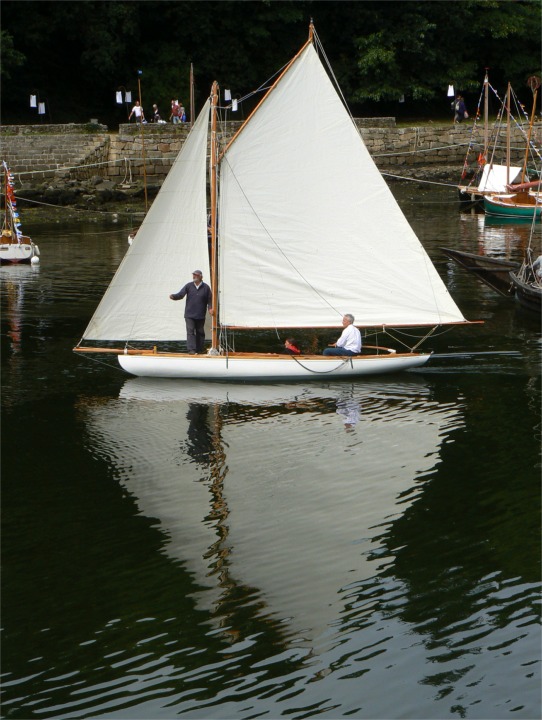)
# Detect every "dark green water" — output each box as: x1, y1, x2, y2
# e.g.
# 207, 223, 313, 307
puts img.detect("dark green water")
1, 185, 540, 719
